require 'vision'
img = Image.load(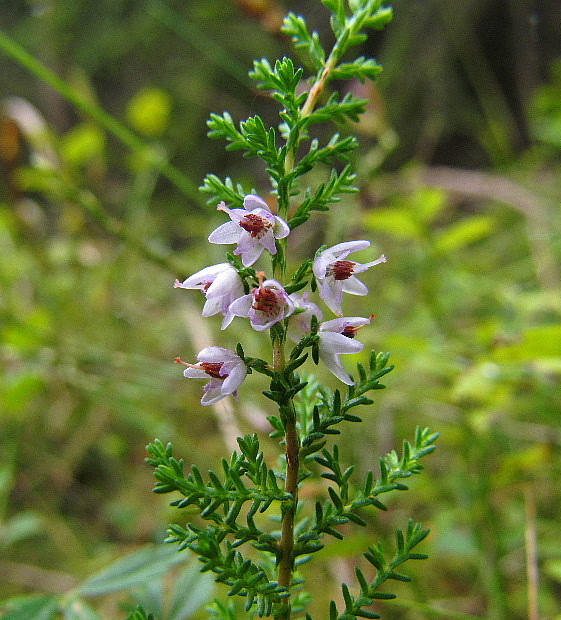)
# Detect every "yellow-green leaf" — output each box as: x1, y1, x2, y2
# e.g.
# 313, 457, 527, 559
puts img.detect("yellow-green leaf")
364, 207, 422, 240
434, 215, 497, 254
61, 123, 106, 166
410, 187, 447, 224
126, 88, 172, 137
494, 325, 561, 362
